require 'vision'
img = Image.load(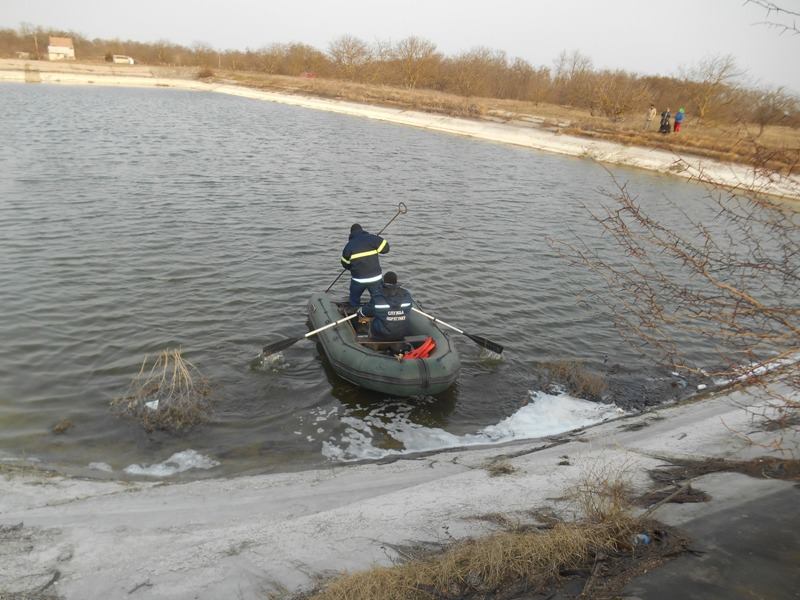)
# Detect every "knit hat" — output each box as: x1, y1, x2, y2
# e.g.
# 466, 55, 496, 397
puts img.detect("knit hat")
350, 223, 363, 234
